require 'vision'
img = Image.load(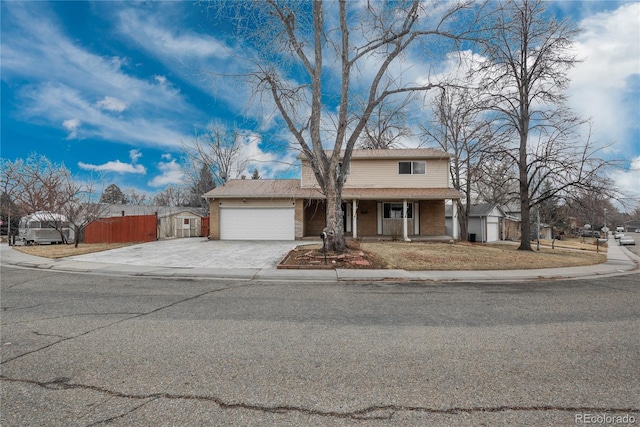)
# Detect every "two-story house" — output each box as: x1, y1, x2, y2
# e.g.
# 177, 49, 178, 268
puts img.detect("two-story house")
202, 148, 463, 241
